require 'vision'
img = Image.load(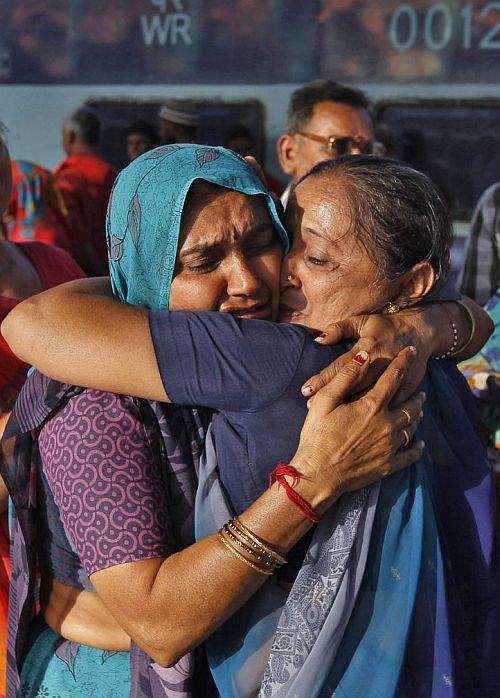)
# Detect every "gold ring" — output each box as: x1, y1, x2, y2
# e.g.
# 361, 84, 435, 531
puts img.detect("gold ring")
401, 408, 411, 427
401, 429, 410, 448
